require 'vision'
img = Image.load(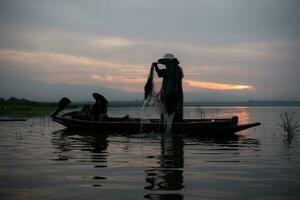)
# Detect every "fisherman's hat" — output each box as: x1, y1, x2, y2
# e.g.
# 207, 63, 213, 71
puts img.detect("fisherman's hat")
158, 53, 179, 64
92, 93, 108, 103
